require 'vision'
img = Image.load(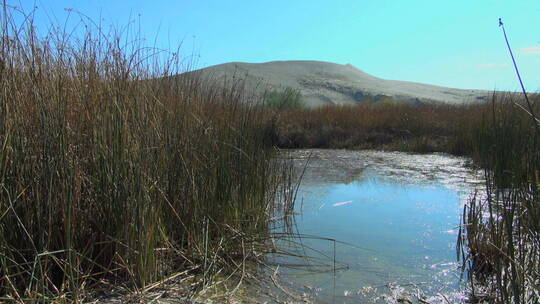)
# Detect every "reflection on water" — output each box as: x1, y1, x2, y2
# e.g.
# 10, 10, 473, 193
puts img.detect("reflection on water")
271, 149, 483, 303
